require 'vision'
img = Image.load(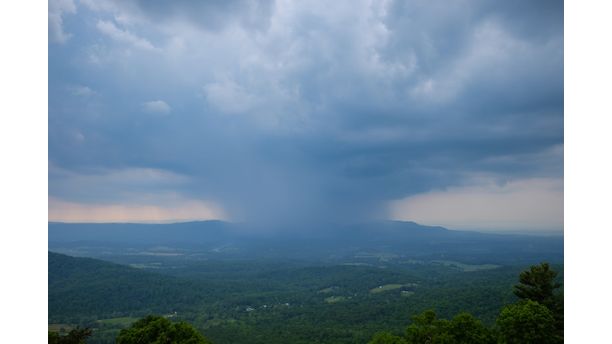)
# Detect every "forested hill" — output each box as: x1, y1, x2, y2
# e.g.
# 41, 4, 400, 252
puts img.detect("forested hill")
48, 252, 214, 323
49, 251, 563, 344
